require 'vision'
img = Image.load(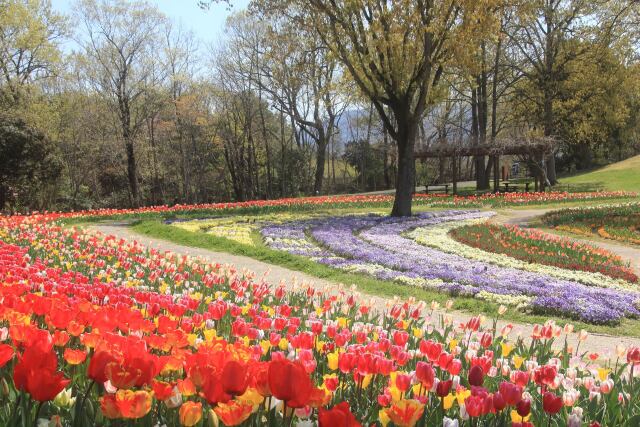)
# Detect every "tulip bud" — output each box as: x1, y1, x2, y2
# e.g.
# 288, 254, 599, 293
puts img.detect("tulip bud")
516, 398, 531, 417
206, 408, 219, 427
600, 379, 614, 394
1, 378, 8, 397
